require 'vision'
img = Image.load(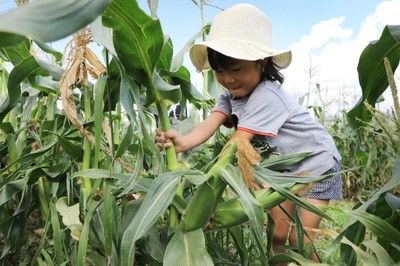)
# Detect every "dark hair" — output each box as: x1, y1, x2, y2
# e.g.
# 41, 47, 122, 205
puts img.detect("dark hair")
207, 47, 285, 84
